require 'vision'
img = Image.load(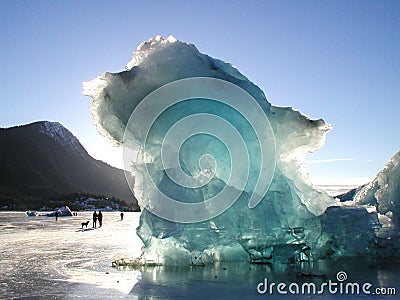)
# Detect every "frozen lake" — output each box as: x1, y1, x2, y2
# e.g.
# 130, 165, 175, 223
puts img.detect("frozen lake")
1, 212, 399, 299
0, 211, 142, 299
